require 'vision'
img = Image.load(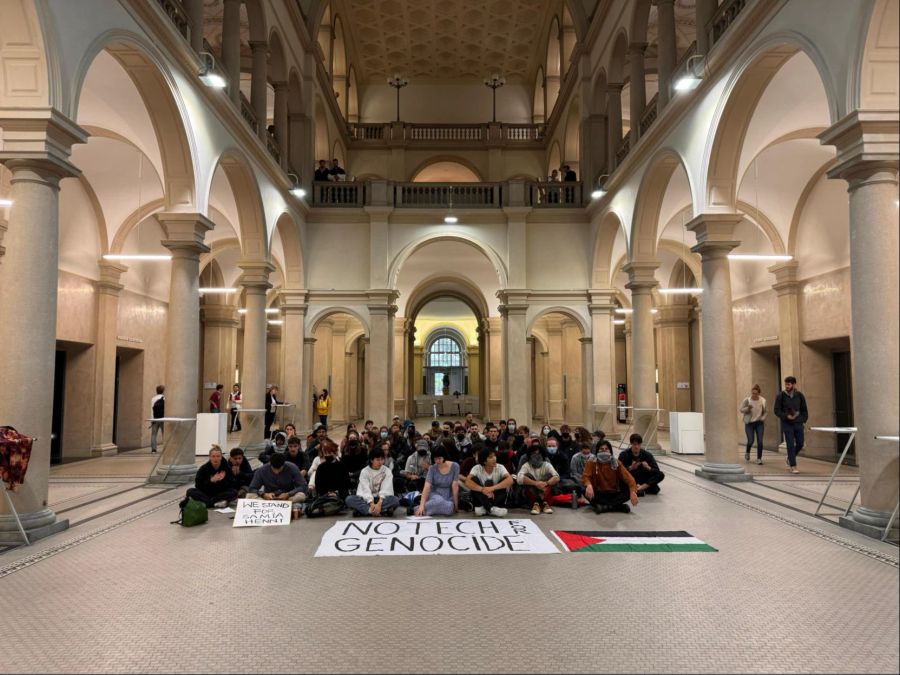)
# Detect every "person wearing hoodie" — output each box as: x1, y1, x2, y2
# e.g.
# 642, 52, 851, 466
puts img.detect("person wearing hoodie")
311, 441, 350, 498
227, 447, 254, 498
284, 436, 309, 478
259, 431, 288, 464
517, 445, 560, 515
183, 445, 238, 508
583, 439, 638, 514
402, 439, 432, 492
345, 448, 400, 517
